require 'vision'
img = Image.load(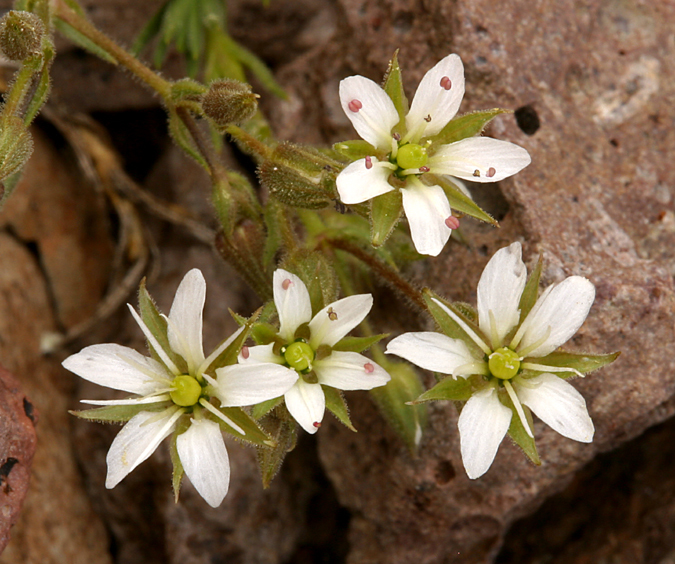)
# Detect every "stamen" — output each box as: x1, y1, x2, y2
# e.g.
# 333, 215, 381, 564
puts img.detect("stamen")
521, 362, 585, 379
424, 114, 432, 123
313, 421, 322, 428
393, 132, 401, 141
473, 169, 480, 177
282, 278, 292, 290
486, 167, 496, 178
348, 99, 363, 112
444, 216, 460, 230
430, 297, 492, 355
241, 346, 250, 359
419, 166, 430, 173
364, 362, 375, 374
327, 307, 338, 321
365, 156, 373, 170
440, 76, 452, 90
503, 380, 533, 438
